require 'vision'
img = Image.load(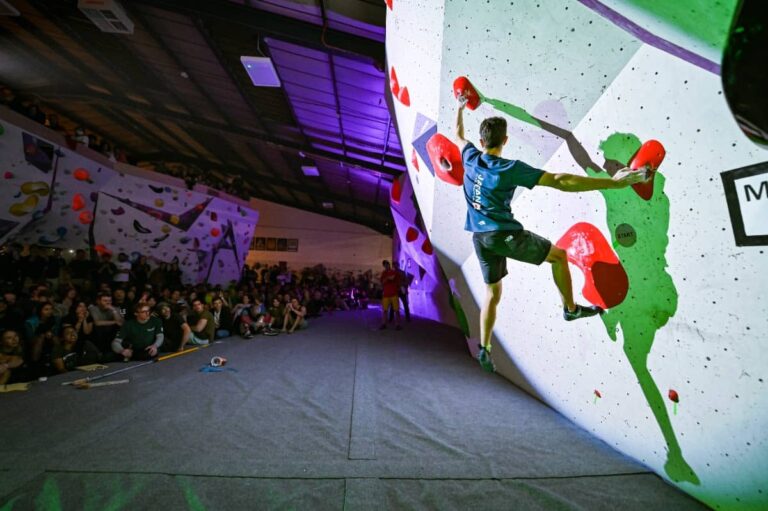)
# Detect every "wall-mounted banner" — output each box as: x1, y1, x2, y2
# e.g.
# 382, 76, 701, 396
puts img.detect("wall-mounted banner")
721, 161, 768, 246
